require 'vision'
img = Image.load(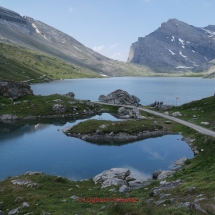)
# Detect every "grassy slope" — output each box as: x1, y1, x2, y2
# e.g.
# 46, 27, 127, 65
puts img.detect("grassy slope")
159, 95, 215, 132
0, 94, 101, 118
0, 42, 101, 83
68, 118, 162, 134
1, 97, 215, 214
